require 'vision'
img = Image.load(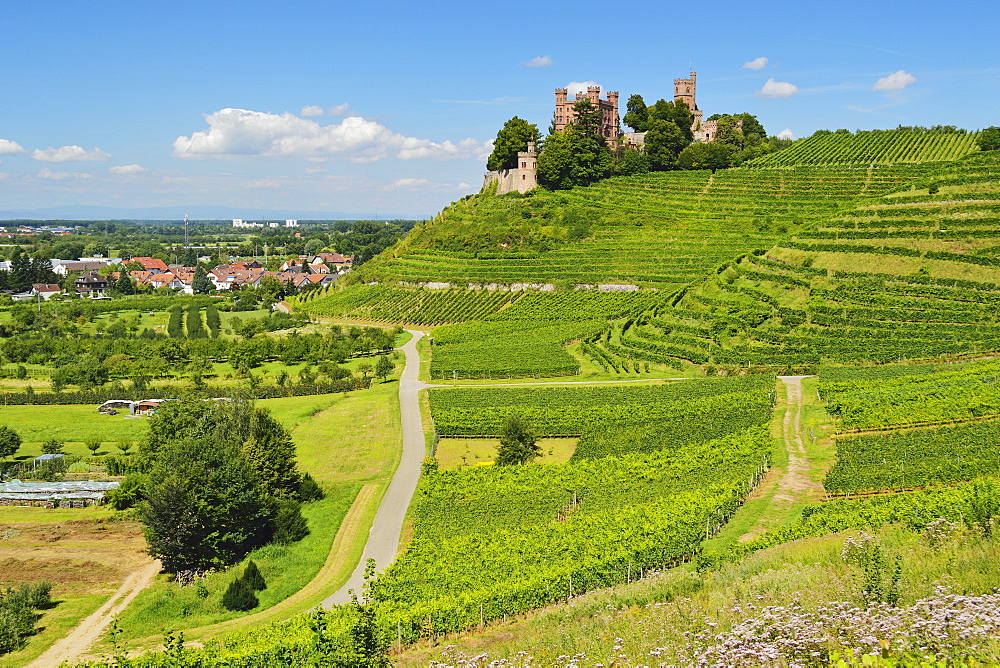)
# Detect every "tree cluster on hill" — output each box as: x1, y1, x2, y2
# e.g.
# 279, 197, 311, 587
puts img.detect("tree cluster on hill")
487, 117, 542, 172
487, 93, 796, 192
978, 126, 1000, 151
